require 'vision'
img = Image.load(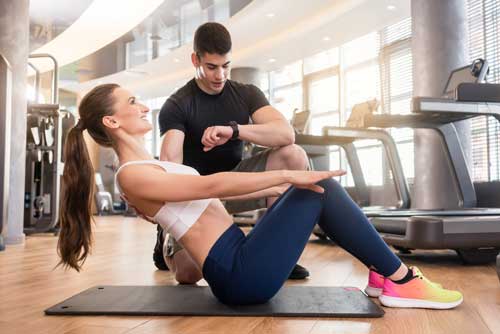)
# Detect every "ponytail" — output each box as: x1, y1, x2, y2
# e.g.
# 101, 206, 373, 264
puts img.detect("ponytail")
57, 126, 95, 271
56, 83, 119, 271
